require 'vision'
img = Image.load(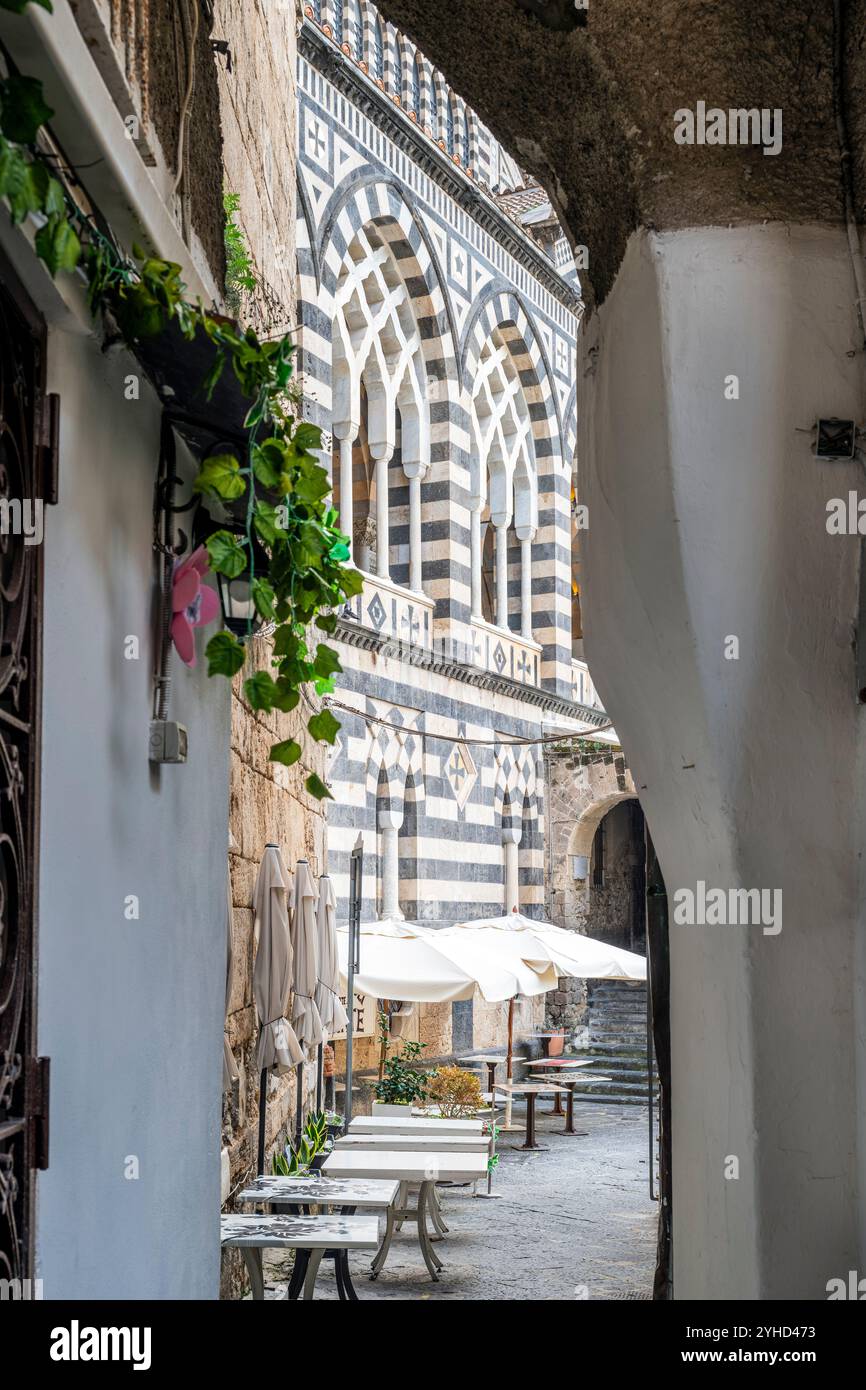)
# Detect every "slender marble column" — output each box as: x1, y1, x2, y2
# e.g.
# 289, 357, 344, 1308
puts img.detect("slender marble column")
495, 522, 509, 629
520, 533, 534, 641
375, 451, 392, 580
380, 809, 404, 920
338, 430, 358, 561
408, 473, 422, 592
470, 504, 482, 617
